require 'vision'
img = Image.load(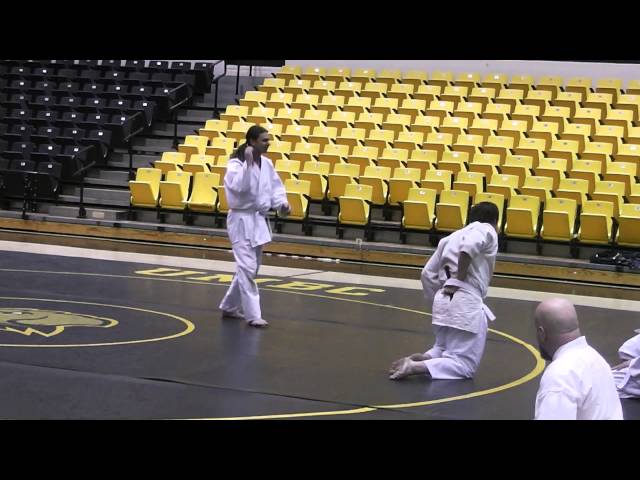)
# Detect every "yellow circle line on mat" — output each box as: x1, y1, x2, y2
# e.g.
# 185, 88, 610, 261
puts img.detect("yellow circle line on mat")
0, 296, 194, 348
0, 268, 545, 418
